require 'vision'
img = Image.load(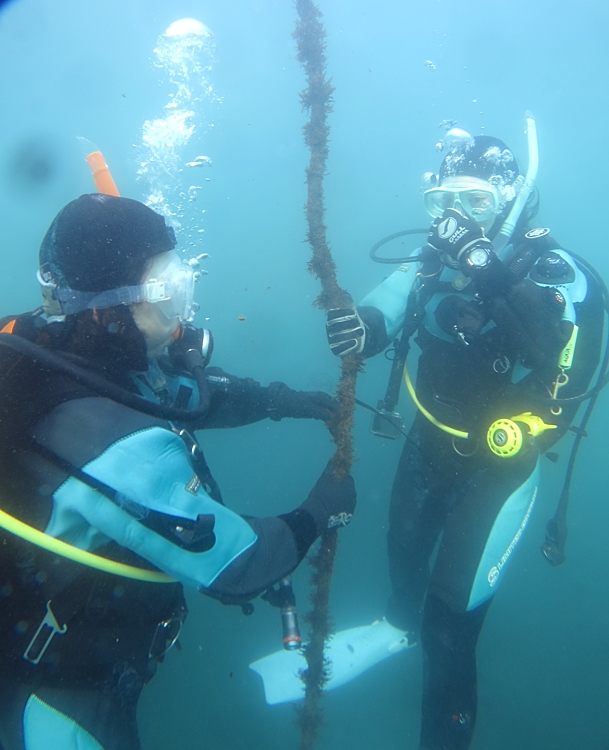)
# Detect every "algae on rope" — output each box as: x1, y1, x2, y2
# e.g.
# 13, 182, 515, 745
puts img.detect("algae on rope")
293, 2, 363, 748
